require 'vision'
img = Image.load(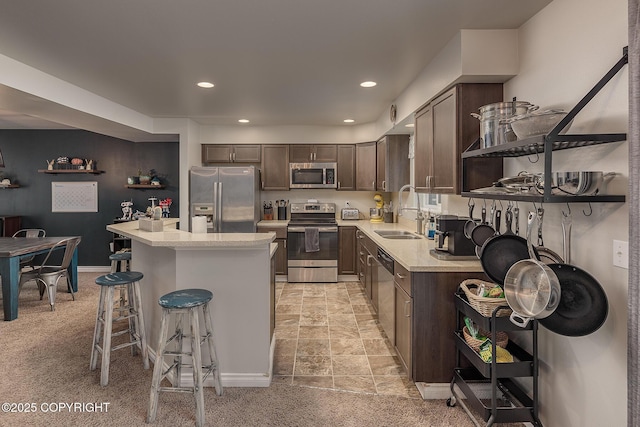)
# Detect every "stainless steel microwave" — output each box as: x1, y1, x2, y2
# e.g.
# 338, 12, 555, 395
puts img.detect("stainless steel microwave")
289, 162, 337, 189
